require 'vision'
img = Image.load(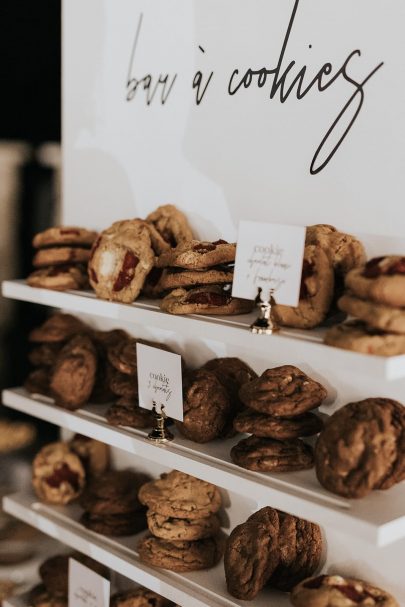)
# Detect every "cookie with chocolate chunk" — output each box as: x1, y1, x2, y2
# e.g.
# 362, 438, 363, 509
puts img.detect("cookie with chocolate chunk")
175, 368, 231, 443
160, 286, 253, 316
29, 314, 87, 343
32, 442, 85, 505
338, 293, 405, 334
146, 204, 194, 249
50, 334, 97, 409
233, 409, 323, 439
224, 507, 280, 600
147, 510, 220, 541
156, 239, 236, 270
230, 436, 314, 472
306, 224, 366, 275
345, 256, 405, 307
153, 266, 234, 292
33, 247, 92, 268
324, 319, 405, 356
88, 219, 155, 303
106, 397, 154, 429
137, 534, 224, 572
33, 227, 98, 249
110, 587, 174, 607
27, 264, 89, 291
291, 574, 399, 607
272, 245, 334, 328
239, 365, 327, 417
